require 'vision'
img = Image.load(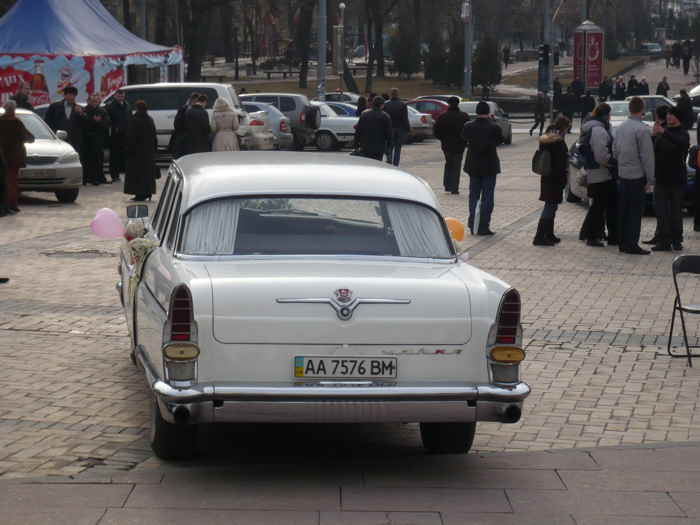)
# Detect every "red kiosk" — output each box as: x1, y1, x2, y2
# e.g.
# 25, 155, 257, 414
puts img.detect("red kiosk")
574, 20, 605, 91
